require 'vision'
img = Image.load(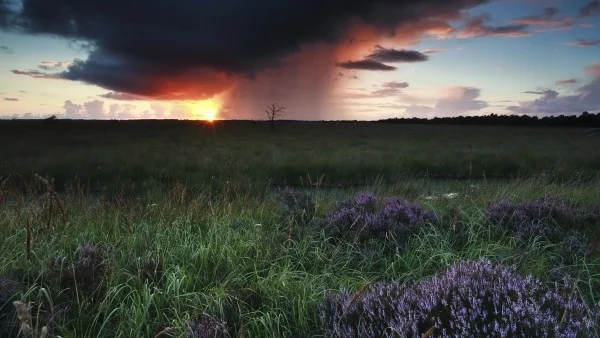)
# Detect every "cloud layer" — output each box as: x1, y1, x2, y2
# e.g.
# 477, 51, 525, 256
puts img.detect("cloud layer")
404, 86, 488, 117
508, 61, 600, 114
1, 0, 486, 99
